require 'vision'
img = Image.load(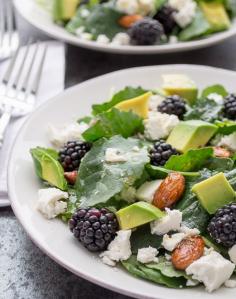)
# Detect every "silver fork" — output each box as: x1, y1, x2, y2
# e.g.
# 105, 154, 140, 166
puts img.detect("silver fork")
0, 42, 47, 148
0, 0, 19, 61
